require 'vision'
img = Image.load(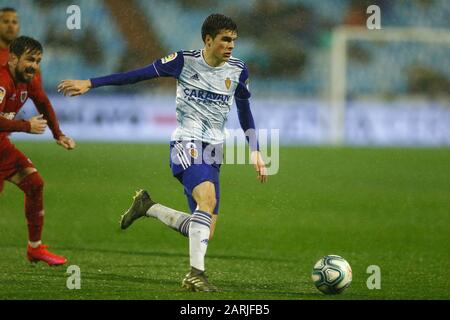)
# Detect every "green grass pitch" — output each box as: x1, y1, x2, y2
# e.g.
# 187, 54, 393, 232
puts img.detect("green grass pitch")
0, 141, 449, 299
